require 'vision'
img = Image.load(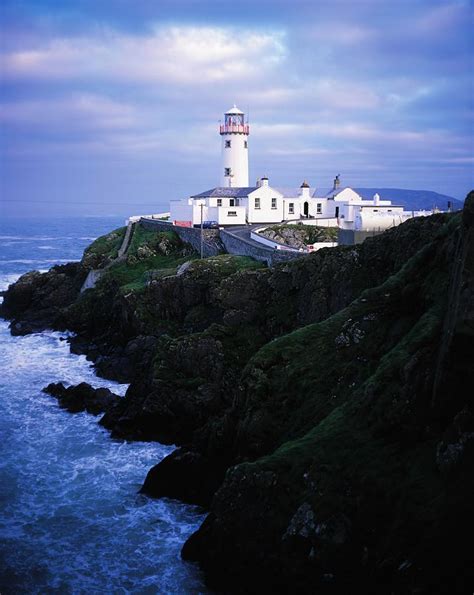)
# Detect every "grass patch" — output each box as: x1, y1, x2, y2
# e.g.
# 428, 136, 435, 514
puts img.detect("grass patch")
185, 254, 265, 277
106, 253, 194, 290
82, 226, 126, 266
104, 227, 198, 291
